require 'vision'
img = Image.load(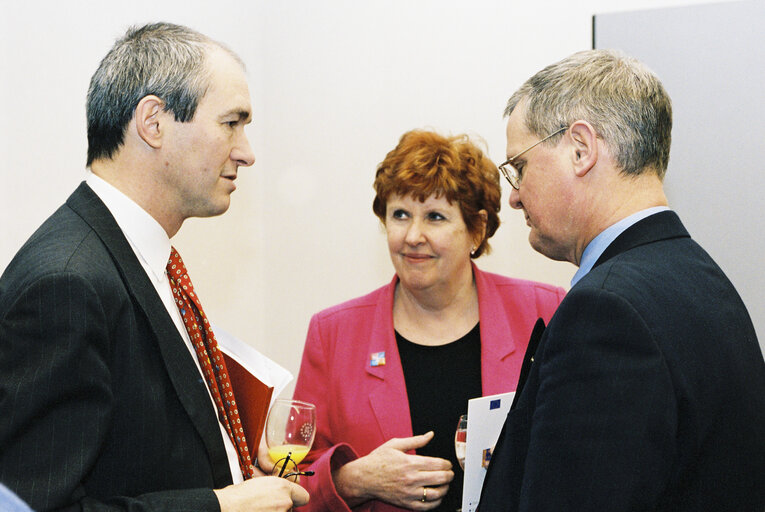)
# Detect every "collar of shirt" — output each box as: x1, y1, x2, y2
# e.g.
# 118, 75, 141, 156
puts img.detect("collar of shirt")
571, 206, 671, 288
85, 172, 171, 284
